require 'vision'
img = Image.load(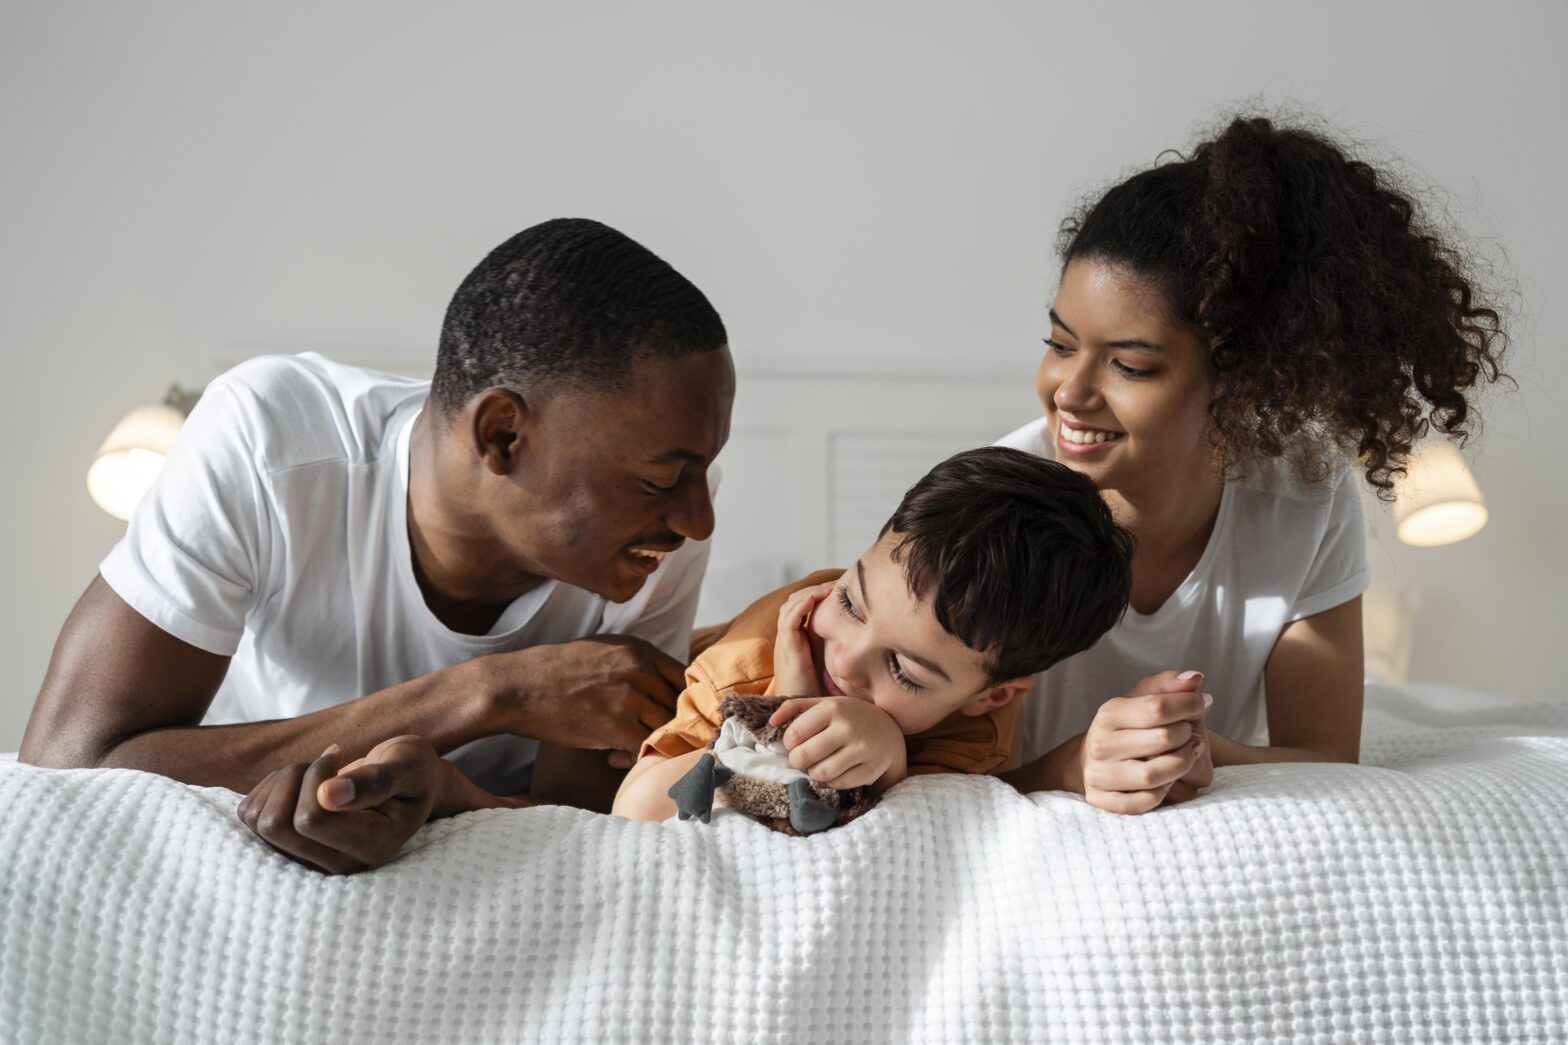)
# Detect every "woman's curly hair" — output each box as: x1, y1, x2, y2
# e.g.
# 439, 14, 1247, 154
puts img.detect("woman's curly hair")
1059, 115, 1510, 496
